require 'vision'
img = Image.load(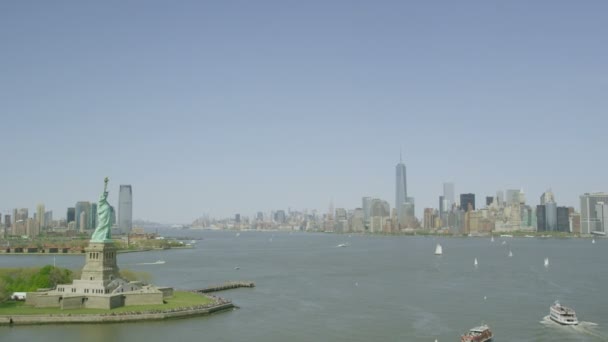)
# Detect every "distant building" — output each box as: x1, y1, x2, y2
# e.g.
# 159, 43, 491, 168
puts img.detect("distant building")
350, 208, 365, 232
44, 211, 52, 229
569, 213, 581, 234
443, 182, 455, 211
4, 215, 10, 229
36, 203, 45, 229
595, 202, 608, 233
505, 189, 520, 206
274, 210, 286, 224
67, 207, 76, 224
79, 211, 87, 233
235, 214, 241, 223
90, 203, 97, 230
460, 193, 475, 212
362, 197, 372, 229
256, 212, 264, 221
438, 195, 445, 215
540, 190, 555, 205
486, 196, 494, 206
556, 207, 570, 232
545, 202, 557, 231
580, 193, 608, 234
395, 156, 407, 227
118, 185, 133, 234
496, 190, 504, 207
536, 205, 546, 231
